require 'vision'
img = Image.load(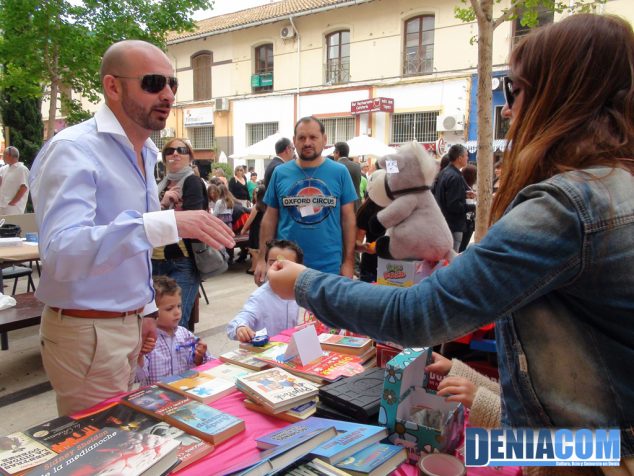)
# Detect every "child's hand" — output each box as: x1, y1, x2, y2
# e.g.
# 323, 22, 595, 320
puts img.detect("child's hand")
140, 337, 156, 355
425, 352, 452, 376
236, 325, 256, 343
436, 376, 477, 409
193, 340, 207, 366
